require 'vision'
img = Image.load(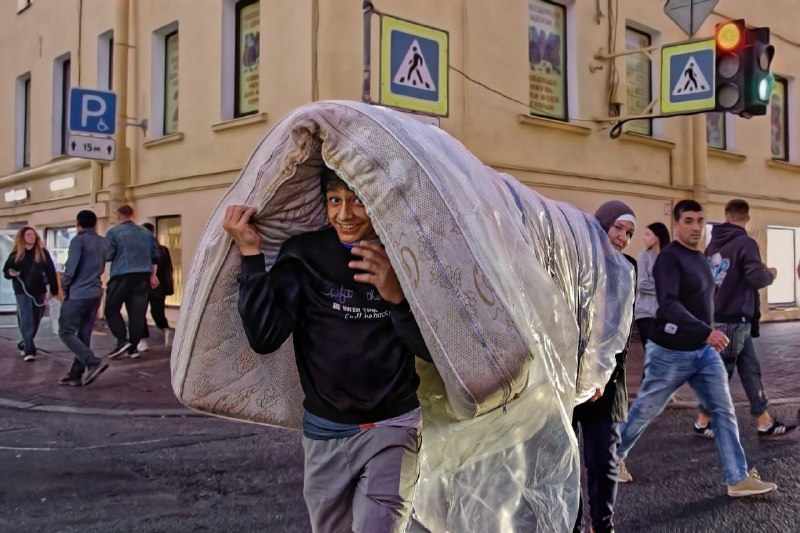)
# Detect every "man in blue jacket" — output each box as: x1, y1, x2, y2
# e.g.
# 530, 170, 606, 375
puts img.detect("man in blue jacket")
104, 204, 159, 359
693, 199, 796, 438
